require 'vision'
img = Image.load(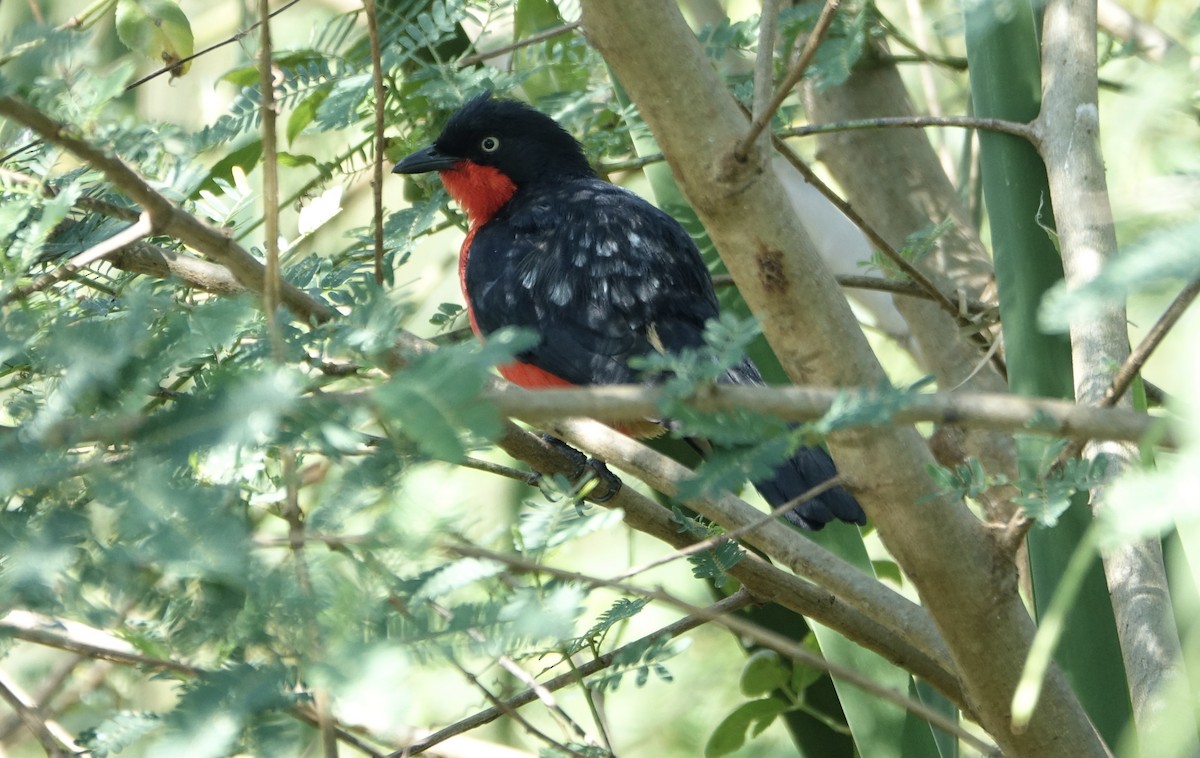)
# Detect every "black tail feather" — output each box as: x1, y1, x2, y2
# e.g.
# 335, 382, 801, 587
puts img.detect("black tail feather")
753, 445, 866, 530
719, 358, 865, 530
